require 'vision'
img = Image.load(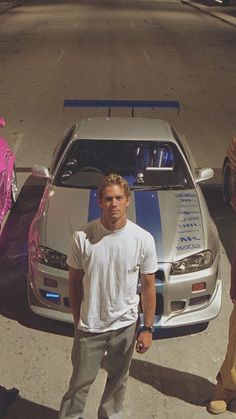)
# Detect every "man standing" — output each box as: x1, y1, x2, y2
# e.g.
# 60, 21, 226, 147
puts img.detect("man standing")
58, 173, 158, 419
